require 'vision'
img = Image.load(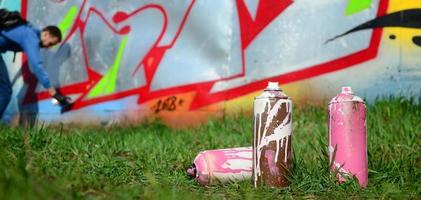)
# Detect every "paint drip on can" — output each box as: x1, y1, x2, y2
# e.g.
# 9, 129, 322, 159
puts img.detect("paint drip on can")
253, 82, 292, 188
187, 147, 253, 186
328, 86, 368, 187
